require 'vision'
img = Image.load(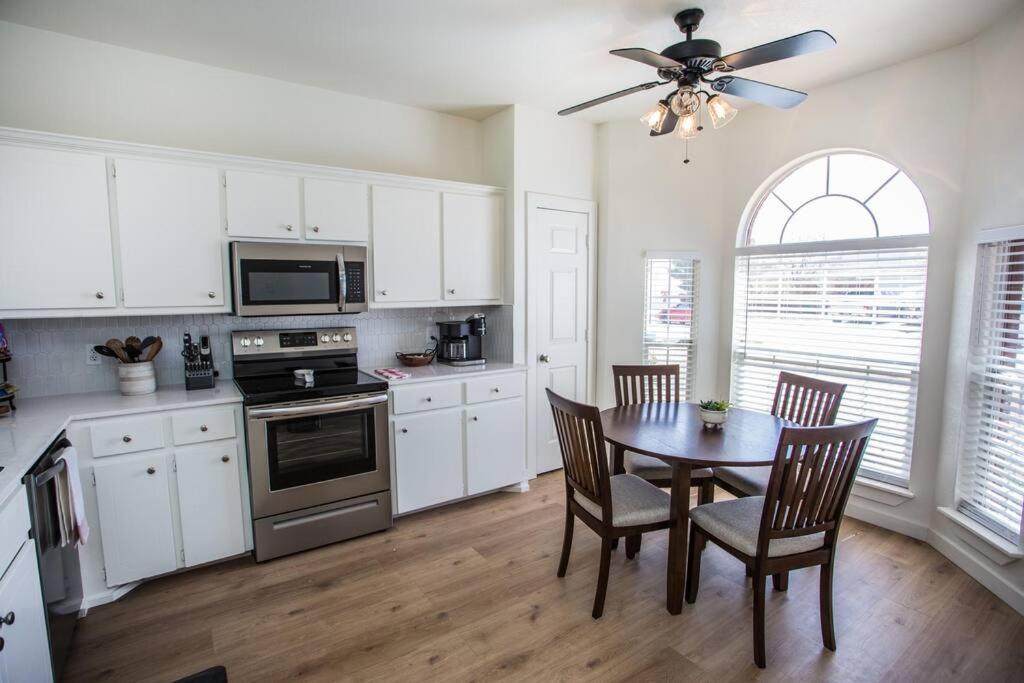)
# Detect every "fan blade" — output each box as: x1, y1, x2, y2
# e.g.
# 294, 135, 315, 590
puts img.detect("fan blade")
708, 76, 807, 109
610, 48, 684, 70
650, 109, 678, 137
719, 30, 835, 71
558, 81, 663, 116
